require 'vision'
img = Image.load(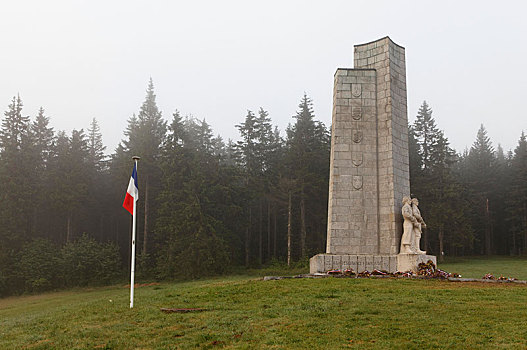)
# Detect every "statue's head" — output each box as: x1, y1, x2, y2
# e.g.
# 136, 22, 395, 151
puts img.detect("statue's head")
412, 198, 419, 205
402, 196, 411, 205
